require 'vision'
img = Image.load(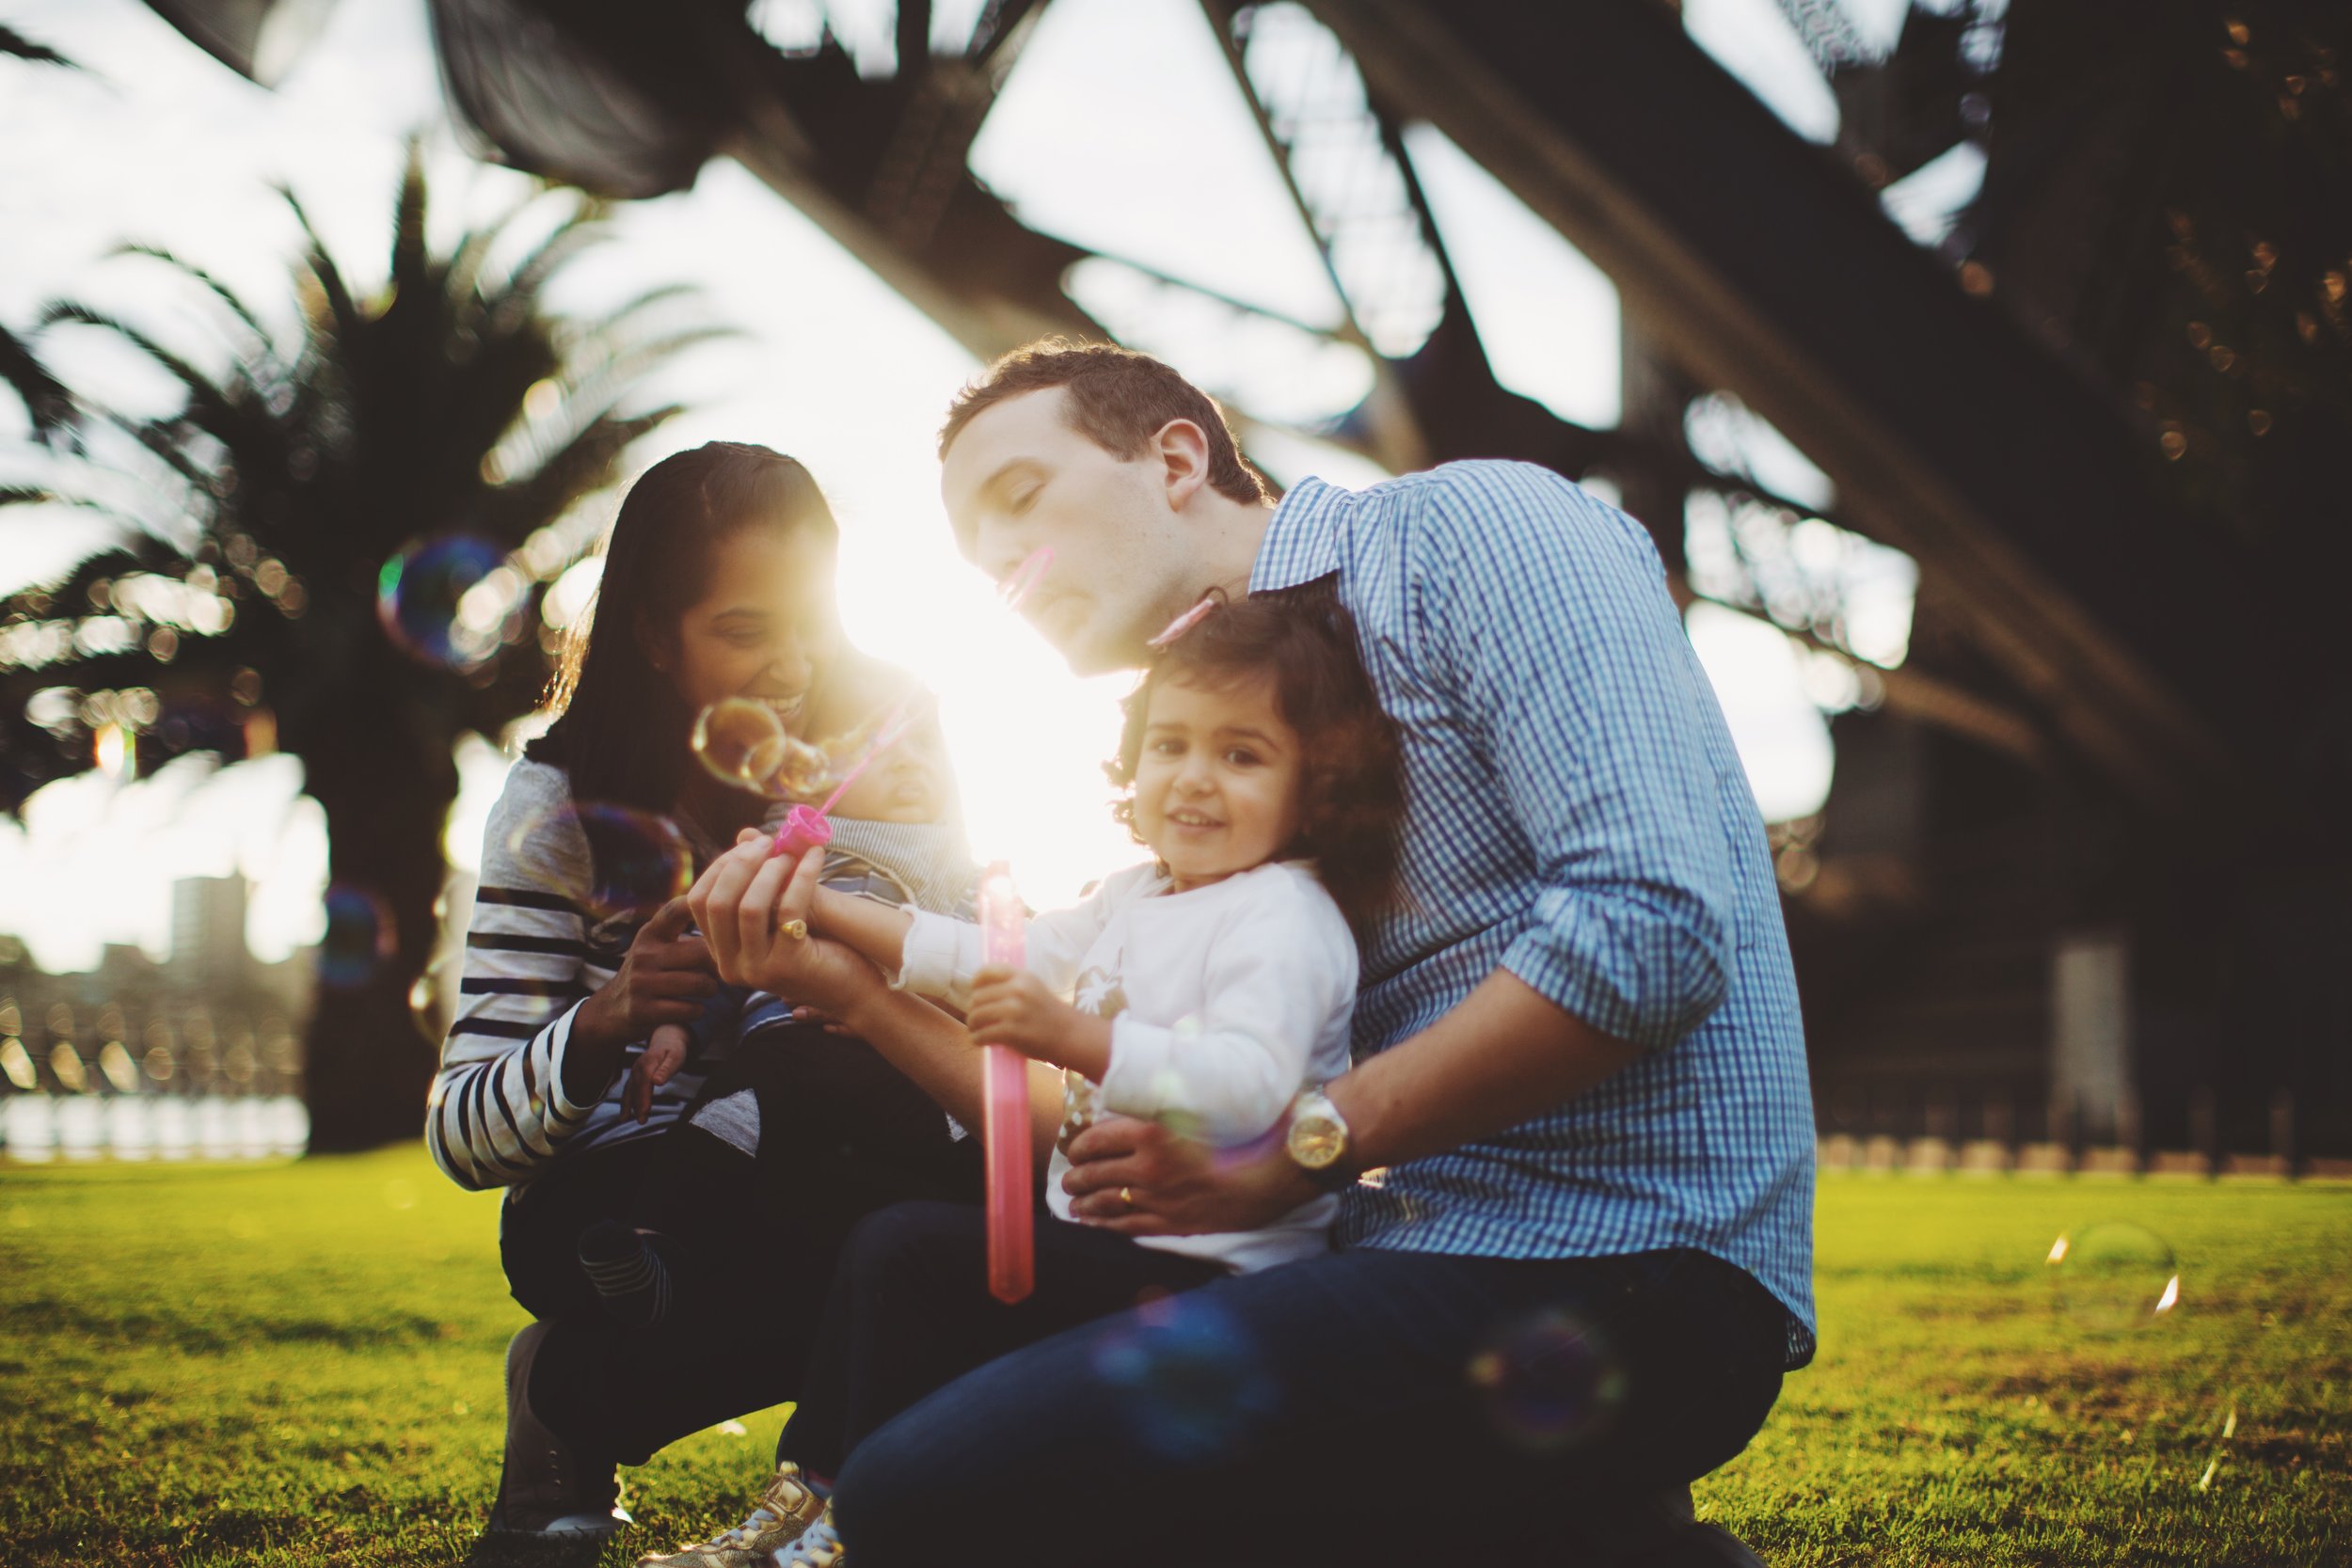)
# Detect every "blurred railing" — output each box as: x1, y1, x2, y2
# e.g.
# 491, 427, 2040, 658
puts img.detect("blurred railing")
1, 1091, 308, 1162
